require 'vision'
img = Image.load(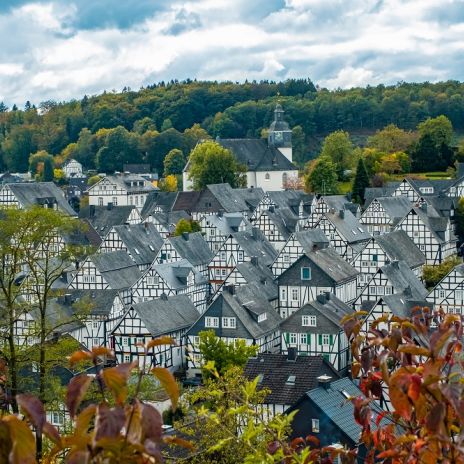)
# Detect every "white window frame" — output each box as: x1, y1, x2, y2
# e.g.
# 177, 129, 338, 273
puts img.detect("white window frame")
205, 317, 219, 328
